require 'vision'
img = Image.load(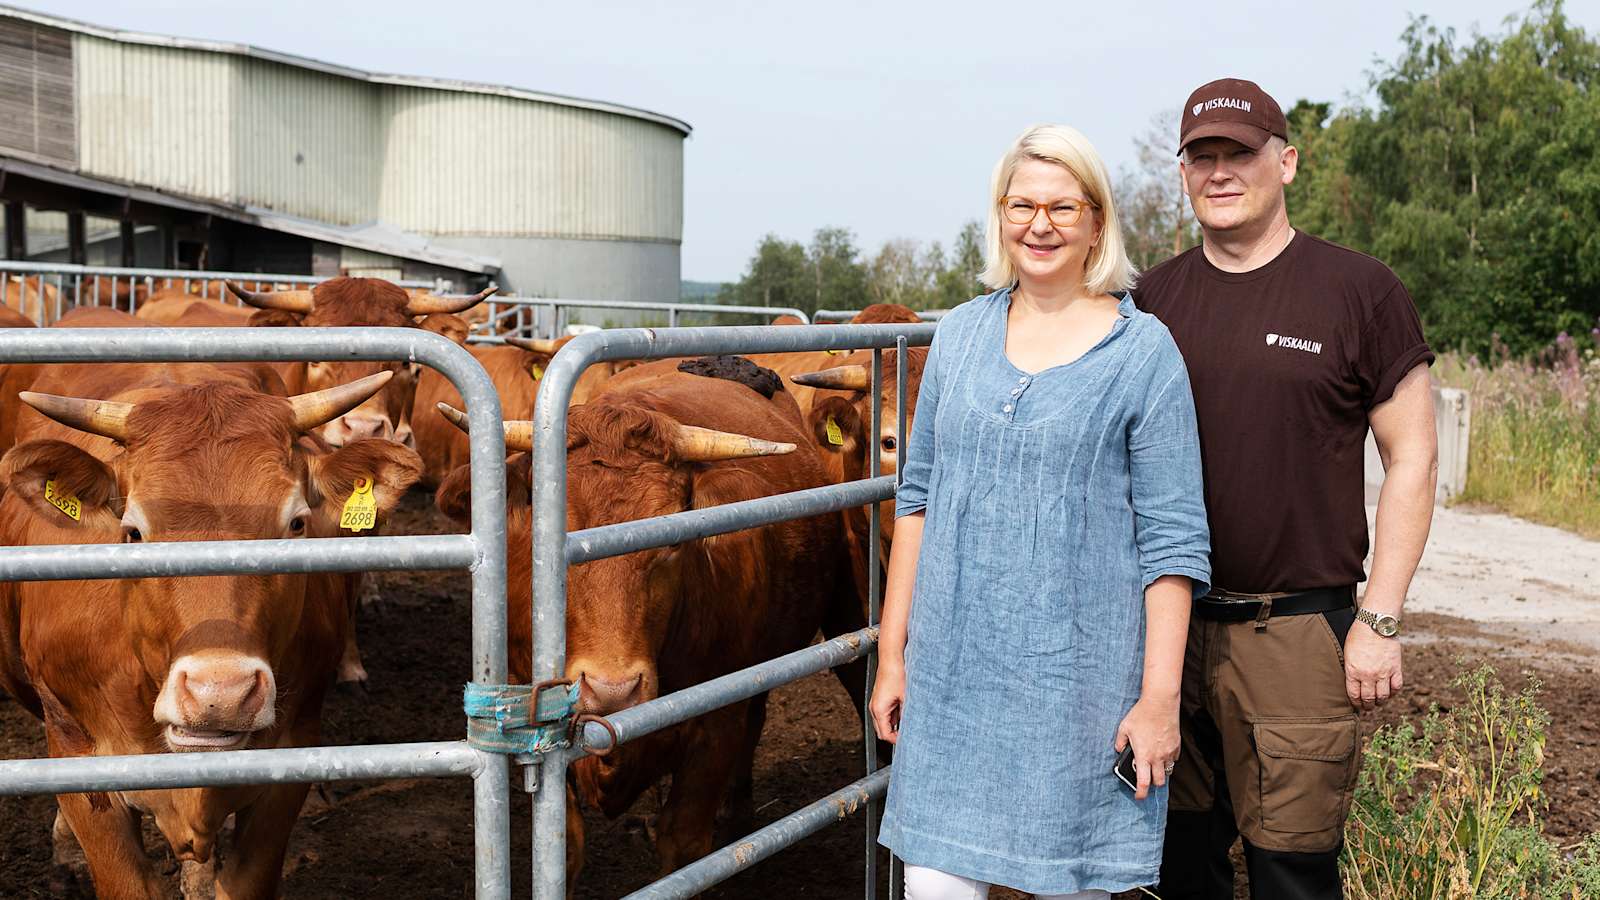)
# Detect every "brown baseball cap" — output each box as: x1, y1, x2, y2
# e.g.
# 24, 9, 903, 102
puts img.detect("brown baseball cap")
1177, 78, 1287, 155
